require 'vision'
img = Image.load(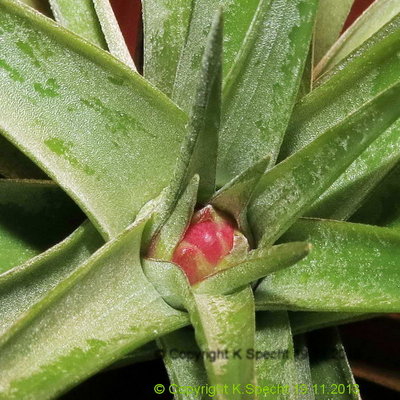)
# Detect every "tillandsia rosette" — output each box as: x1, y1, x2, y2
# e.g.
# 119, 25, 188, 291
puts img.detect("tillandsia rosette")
0, 0, 399, 399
